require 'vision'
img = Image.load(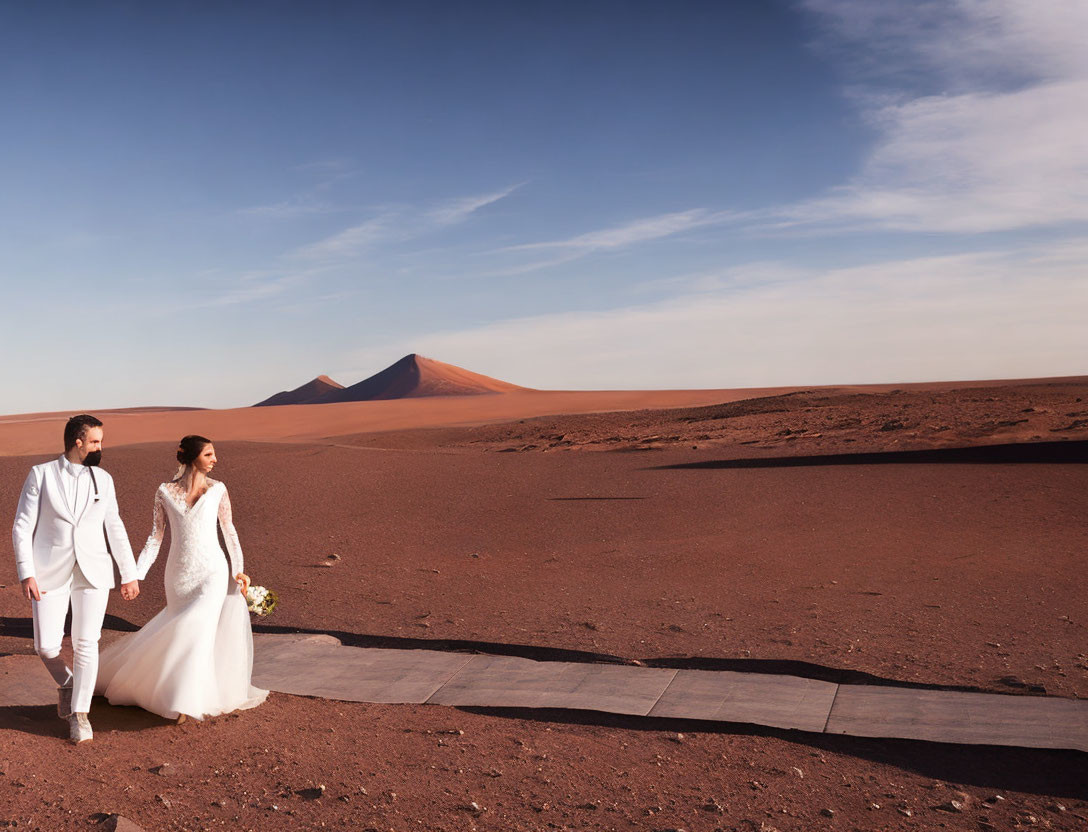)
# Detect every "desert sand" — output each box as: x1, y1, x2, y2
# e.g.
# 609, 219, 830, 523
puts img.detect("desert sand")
1, 377, 1087, 830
